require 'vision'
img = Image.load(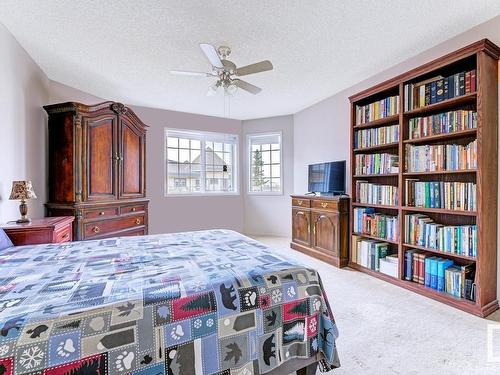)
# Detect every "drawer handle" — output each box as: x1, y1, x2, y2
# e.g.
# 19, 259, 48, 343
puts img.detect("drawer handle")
62, 233, 69, 239
99, 211, 105, 216
321, 202, 328, 208
297, 200, 303, 206
131, 207, 137, 212
93, 226, 100, 233
135, 218, 141, 225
